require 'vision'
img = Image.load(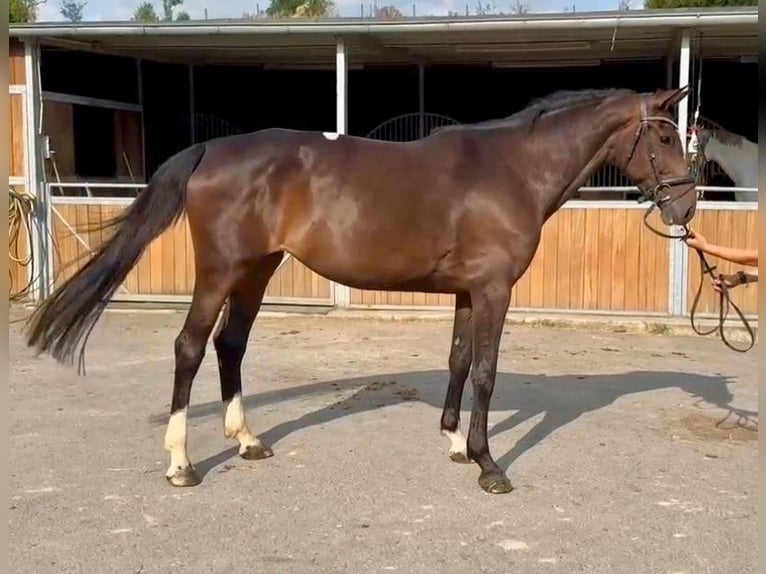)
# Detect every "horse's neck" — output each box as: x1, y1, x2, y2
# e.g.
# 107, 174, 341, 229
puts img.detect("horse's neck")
705, 132, 758, 188
523, 105, 625, 217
